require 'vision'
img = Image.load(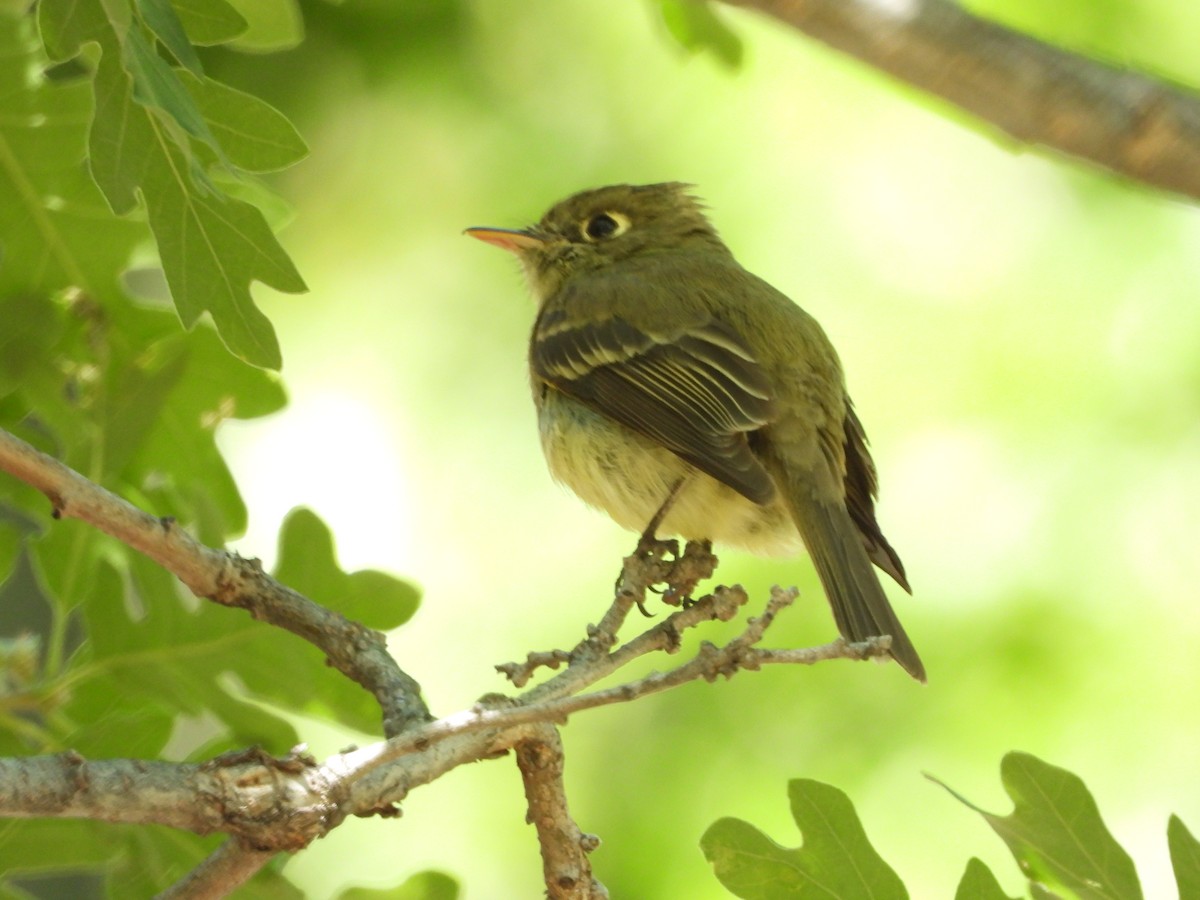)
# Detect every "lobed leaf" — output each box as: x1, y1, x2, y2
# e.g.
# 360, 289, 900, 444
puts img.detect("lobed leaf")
701, 779, 907, 899
171, 0, 248, 47
931, 752, 1142, 900
181, 72, 308, 173
0, 16, 144, 307
338, 871, 460, 900
273, 507, 420, 632
35, 0, 307, 368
